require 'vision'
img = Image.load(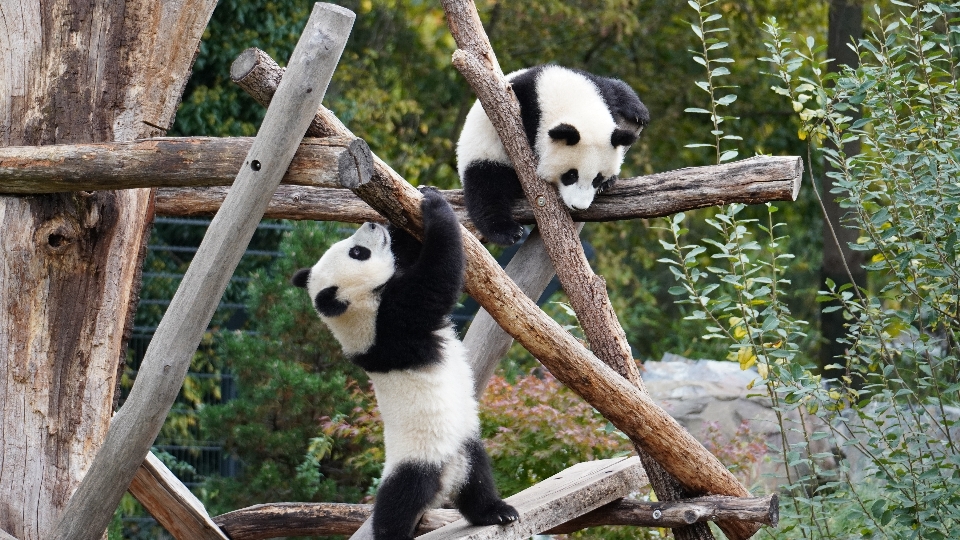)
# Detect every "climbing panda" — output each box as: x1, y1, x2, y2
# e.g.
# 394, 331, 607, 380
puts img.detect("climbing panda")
456, 64, 650, 245
292, 187, 518, 540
